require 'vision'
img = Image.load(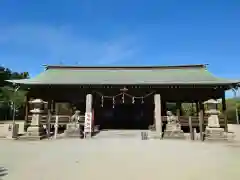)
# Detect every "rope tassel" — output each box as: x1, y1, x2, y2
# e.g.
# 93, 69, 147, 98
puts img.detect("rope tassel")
101, 96, 104, 107
112, 97, 115, 108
